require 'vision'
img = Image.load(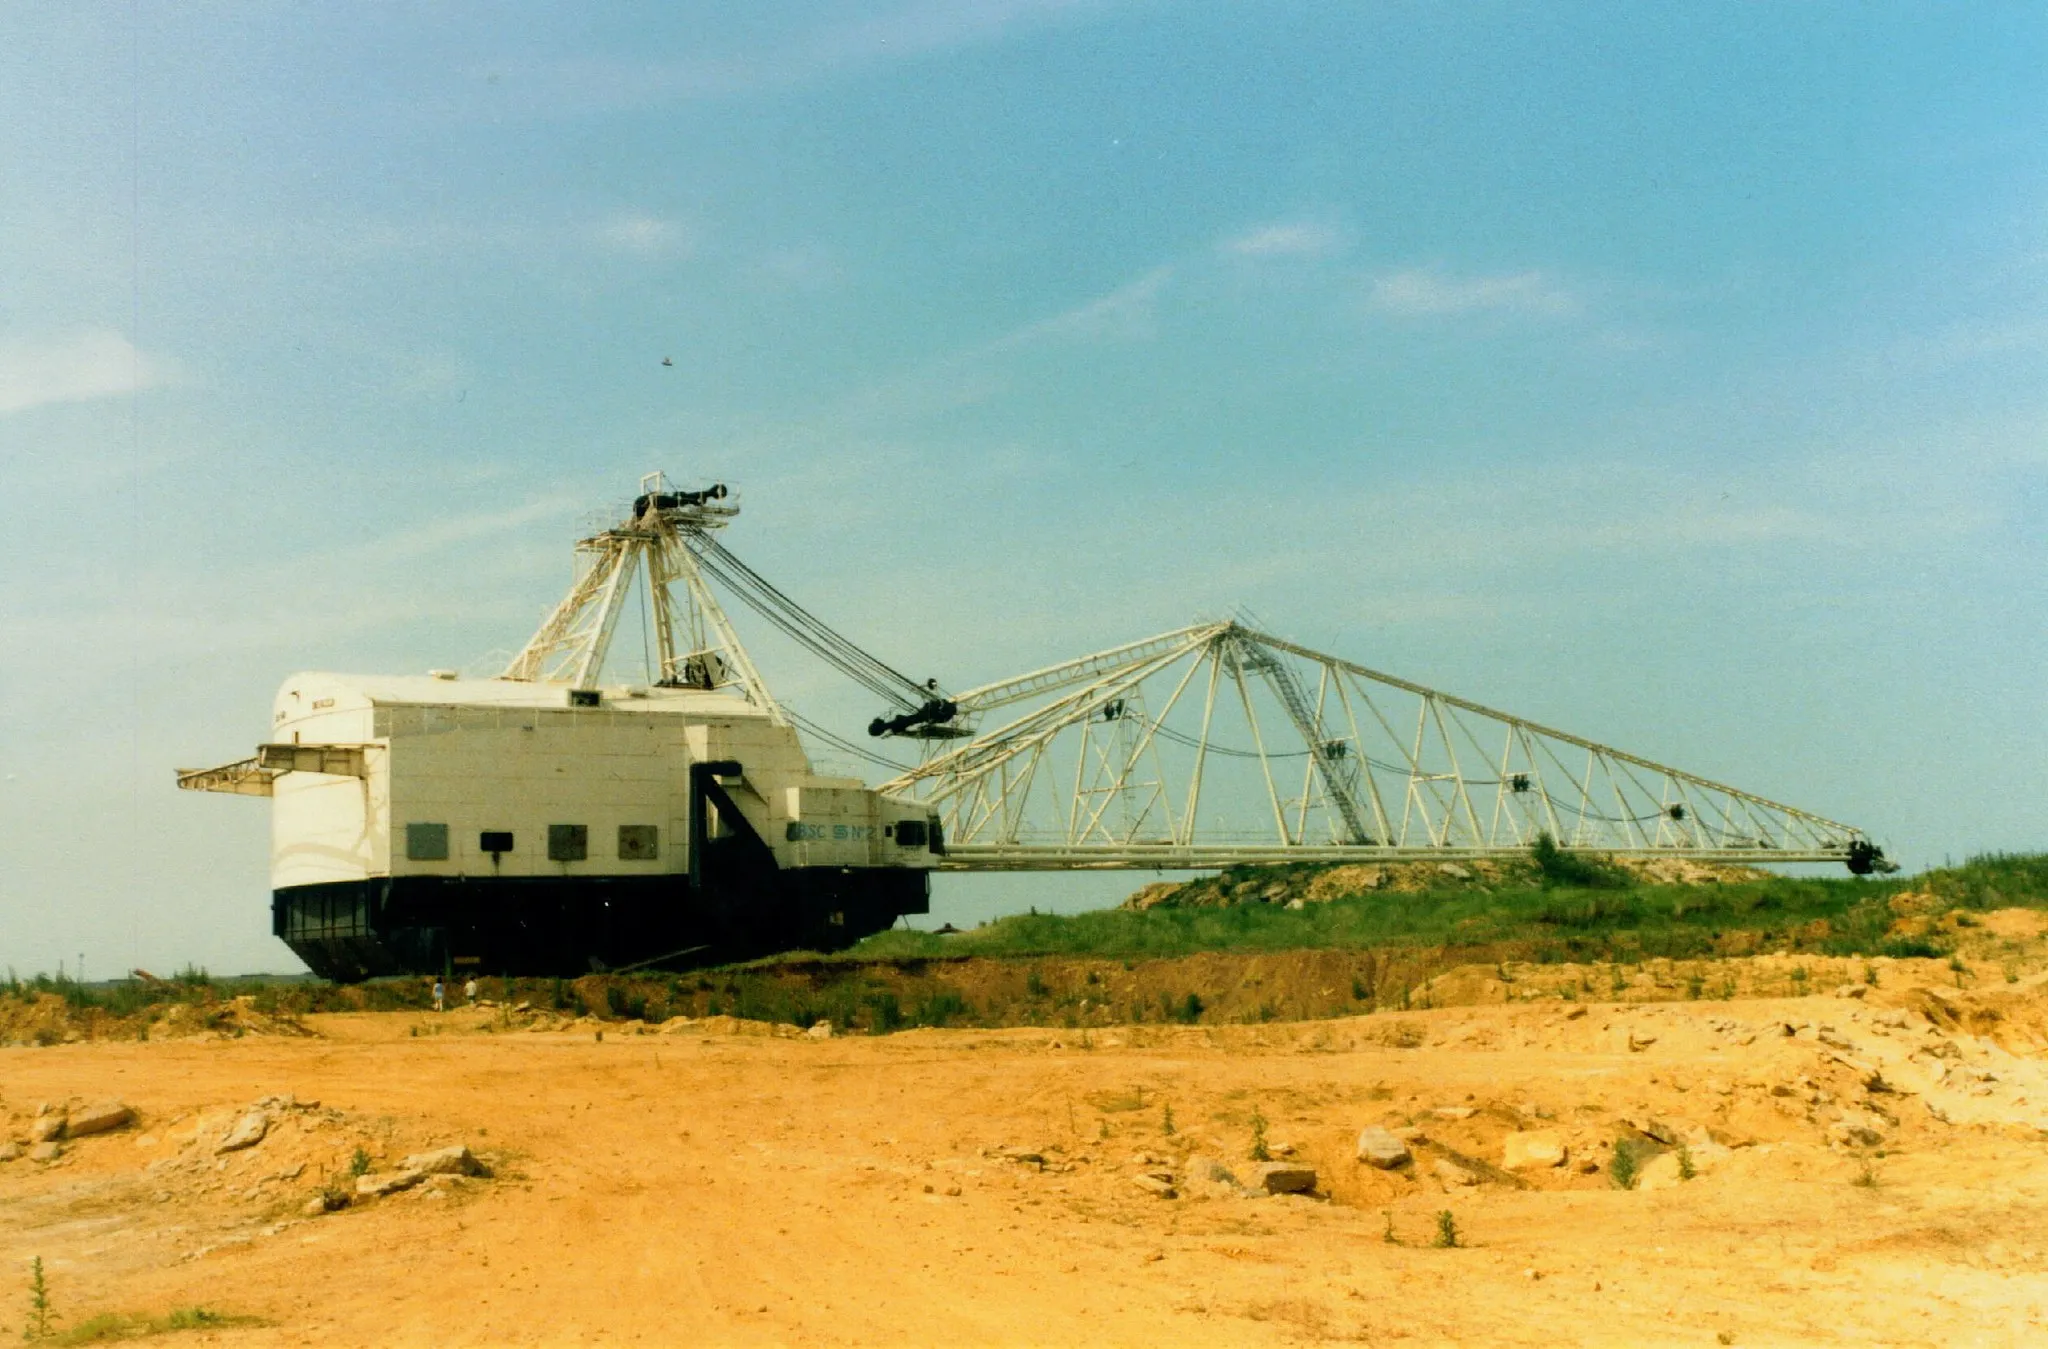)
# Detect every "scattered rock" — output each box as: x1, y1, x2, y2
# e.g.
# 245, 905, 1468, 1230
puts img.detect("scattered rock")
1131, 1173, 1177, 1198
67, 1100, 134, 1137
1253, 1163, 1317, 1195
216, 1110, 270, 1153
396, 1144, 491, 1178
1502, 1130, 1568, 1170
1635, 1152, 1686, 1191
1827, 1121, 1885, 1149
356, 1170, 425, 1198
1355, 1126, 1412, 1169
1437, 862, 1473, 881
1185, 1156, 1242, 1197
28, 1141, 63, 1163
1433, 1157, 1480, 1187
29, 1115, 65, 1144
1431, 1106, 1476, 1121
0, 1142, 20, 1162
806, 1020, 836, 1040
300, 1196, 333, 1218
1628, 1032, 1659, 1052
